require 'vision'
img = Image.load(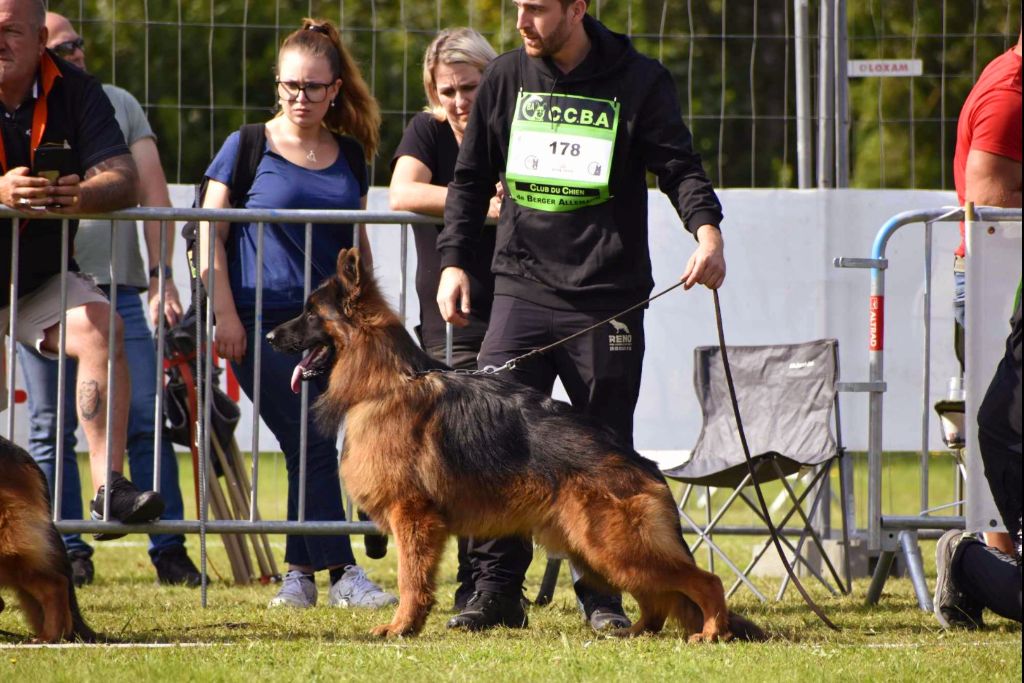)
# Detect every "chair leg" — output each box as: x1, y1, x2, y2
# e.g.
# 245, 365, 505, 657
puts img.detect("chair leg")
534, 557, 562, 606
865, 550, 896, 605
736, 488, 838, 597
731, 466, 834, 597
704, 486, 714, 573
678, 509, 769, 601
774, 462, 846, 592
